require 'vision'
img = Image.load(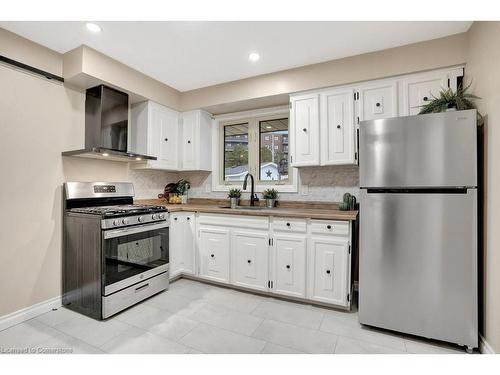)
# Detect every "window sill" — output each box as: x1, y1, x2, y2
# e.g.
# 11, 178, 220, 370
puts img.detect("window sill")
212, 183, 298, 193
